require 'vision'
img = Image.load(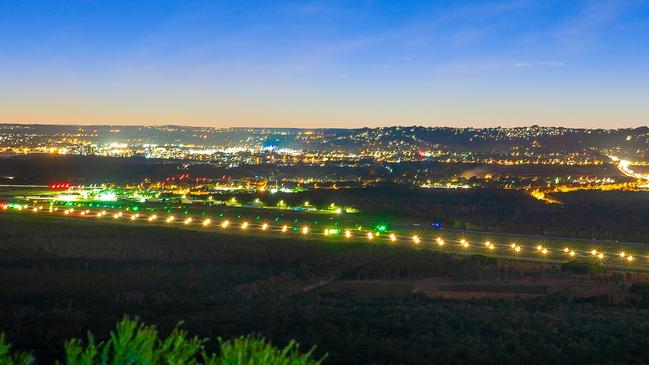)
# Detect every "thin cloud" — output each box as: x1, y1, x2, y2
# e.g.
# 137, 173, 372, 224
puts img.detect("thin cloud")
552, 0, 632, 51
514, 61, 565, 68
